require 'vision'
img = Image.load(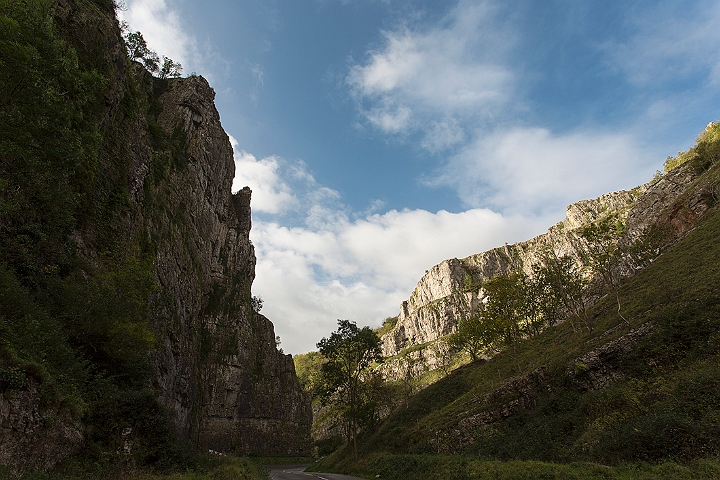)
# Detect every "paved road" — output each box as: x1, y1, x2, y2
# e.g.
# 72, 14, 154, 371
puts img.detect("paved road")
267, 464, 368, 480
